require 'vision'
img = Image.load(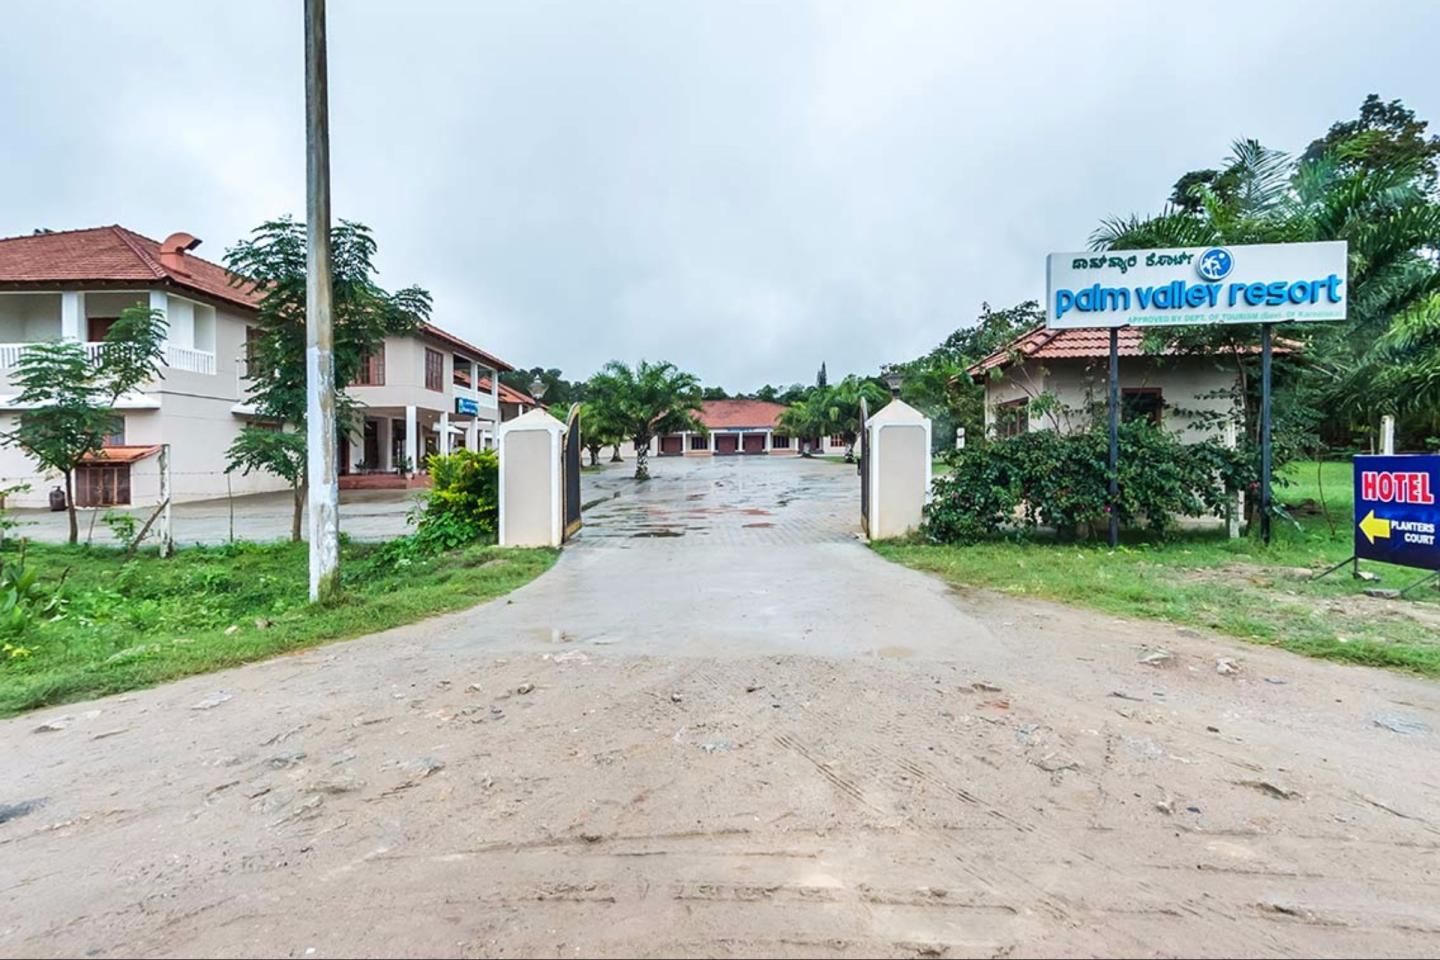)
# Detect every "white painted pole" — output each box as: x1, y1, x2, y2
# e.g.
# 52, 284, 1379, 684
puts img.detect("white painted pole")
304, 0, 340, 602
1224, 419, 1240, 539
159, 443, 174, 557
1381, 414, 1396, 456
